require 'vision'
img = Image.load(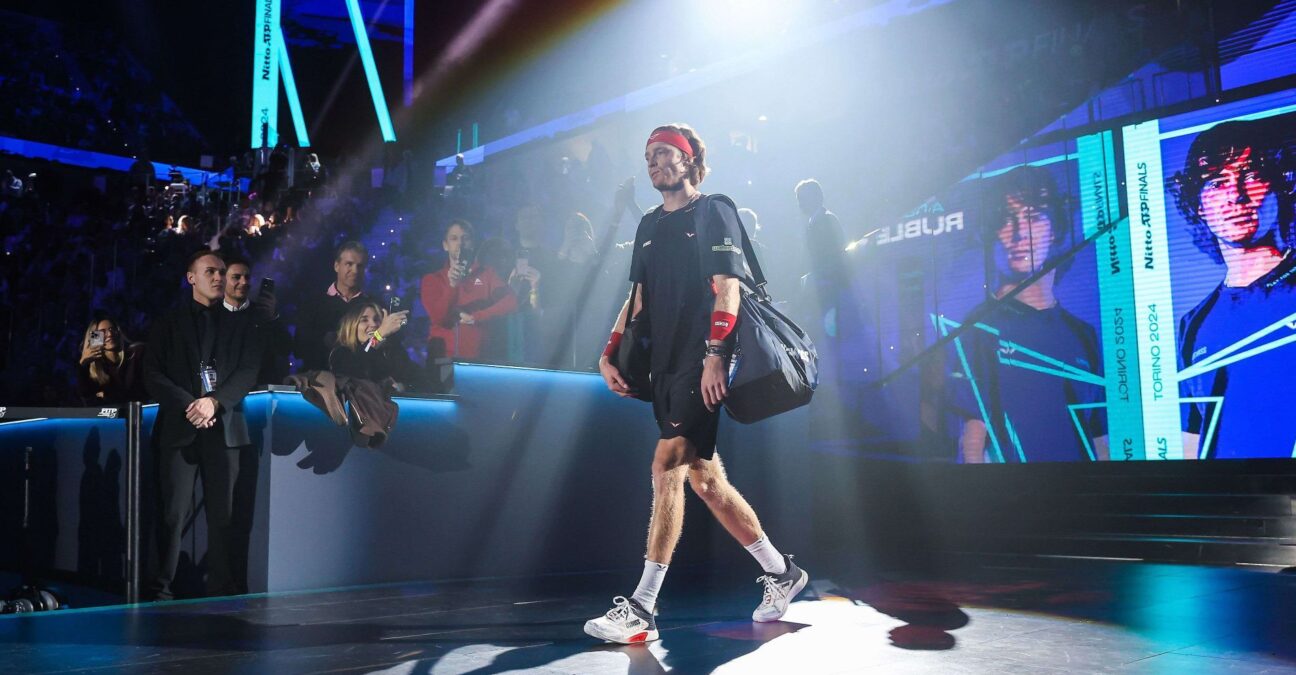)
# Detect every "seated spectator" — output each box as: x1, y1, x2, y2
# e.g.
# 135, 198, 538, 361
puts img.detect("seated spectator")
299, 153, 327, 194
328, 302, 414, 390
421, 220, 518, 360
289, 301, 411, 447
2, 170, 22, 198
76, 317, 147, 404
295, 241, 372, 372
